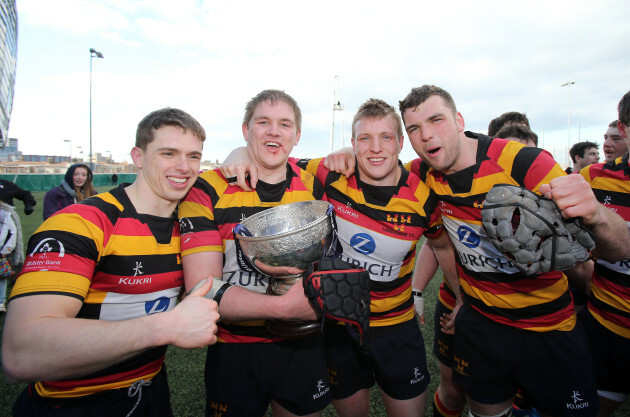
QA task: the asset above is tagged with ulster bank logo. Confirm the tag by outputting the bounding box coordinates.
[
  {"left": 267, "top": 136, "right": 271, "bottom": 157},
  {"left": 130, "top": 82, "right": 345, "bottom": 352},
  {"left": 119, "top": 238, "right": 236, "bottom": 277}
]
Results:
[
  {"left": 350, "top": 233, "right": 376, "bottom": 255},
  {"left": 387, "top": 213, "right": 411, "bottom": 232}
]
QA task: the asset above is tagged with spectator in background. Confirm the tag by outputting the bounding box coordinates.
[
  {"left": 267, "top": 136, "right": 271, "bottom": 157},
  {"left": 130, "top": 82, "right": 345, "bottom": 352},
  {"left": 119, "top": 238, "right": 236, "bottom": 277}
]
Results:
[
  {"left": 0, "top": 179, "right": 36, "bottom": 215},
  {"left": 487, "top": 111, "right": 530, "bottom": 137},
  {"left": 42, "top": 163, "right": 97, "bottom": 220},
  {"left": 495, "top": 124, "right": 538, "bottom": 147},
  {"left": 603, "top": 120, "right": 628, "bottom": 164},
  {"left": 567, "top": 141, "right": 600, "bottom": 174},
  {"left": 0, "top": 201, "right": 22, "bottom": 313},
  {"left": 112, "top": 172, "right": 118, "bottom": 185}
]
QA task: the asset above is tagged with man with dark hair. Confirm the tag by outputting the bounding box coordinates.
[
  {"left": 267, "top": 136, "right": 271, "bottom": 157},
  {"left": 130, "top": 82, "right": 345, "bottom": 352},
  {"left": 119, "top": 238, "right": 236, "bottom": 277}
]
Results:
[
  {"left": 179, "top": 89, "right": 332, "bottom": 417},
  {"left": 603, "top": 120, "right": 627, "bottom": 164},
  {"left": 495, "top": 124, "right": 538, "bottom": 147},
  {"left": 323, "top": 88, "right": 629, "bottom": 417},
  {"left": 578, "top": 89, "right": 630, "bottom": 416},
  {"left": 2, "top": 108, "right": 221, "bottom": 417},
  {"left": 487, "top": 111, "right": 530, "bottom": 137},
  {"left": 397, "top": 85, "right": 630, "bottom": 417},
  {"left": 567, "top": 141, "right": 600, "bottom": 174}
]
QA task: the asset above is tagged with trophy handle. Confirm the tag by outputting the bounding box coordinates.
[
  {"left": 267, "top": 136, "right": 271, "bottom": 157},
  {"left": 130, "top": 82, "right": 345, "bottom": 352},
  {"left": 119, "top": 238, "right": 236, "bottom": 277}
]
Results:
[{"left": 233, "top": 223, "right": 253, "bottom": 237}]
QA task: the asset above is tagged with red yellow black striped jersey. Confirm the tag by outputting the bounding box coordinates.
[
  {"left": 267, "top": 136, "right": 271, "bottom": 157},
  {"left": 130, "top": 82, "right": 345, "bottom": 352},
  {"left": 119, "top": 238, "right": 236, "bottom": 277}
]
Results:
[
  {"left": 294, "top": 157, "right": 442, "bottom": 327},
  {"left": 408, "top": 132, "right": 575, "bottom": 332},
  {"left": 9, "top": 184, "right": 182, "bottom": 398},
  {"left": 581, "top": 154, "right": 630, "bottom": 338},
  {"left": 179, "top": 163, "right": 324, "bottom": 343},
  {"left": 402, "top": 158, "right": 458, "bottom": 314}
]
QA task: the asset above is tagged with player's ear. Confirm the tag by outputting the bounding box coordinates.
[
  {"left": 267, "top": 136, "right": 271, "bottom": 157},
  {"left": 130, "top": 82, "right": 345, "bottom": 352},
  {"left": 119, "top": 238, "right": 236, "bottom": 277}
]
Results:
[
  {"left": 131, "top": 147, "right": 144, "bottom": 169},
  {"left": 618, "top": 120, "right": 628, "bottom": 139},
  {"left": 456, "top": 112, "right": 465, "bottom": 132}
]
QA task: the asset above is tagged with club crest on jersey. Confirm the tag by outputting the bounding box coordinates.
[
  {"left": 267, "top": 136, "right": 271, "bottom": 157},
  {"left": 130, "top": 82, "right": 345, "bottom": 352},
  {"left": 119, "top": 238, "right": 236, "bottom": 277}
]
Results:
[
  {"left": 386, "top": 213, "right": 411, "bottom": 232},
  {"left": 350, "top": 233, "right": 376, "bottom": 255},
  {"left": 457, "top": 225, "right": 481, "bottom": 248},
  {"left": 145, "top": 296, "right": 171, "bottom": 315}
]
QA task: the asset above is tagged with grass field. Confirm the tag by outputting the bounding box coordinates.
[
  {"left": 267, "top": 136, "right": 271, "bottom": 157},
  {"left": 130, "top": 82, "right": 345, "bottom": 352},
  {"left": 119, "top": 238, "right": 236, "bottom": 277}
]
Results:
[{"left": 1, "top": 186, "right": 627, "bottom": 416}]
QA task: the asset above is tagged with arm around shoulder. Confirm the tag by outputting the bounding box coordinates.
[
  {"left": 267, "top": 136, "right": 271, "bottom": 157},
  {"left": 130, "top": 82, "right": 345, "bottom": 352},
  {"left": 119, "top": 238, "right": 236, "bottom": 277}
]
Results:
[{"left": 219, "top": 146, "right": 258, "bottom": 191}]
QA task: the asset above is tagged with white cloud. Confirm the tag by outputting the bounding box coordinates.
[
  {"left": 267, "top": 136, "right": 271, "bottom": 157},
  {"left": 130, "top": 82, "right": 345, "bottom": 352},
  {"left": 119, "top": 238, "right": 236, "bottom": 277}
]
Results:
[
  {"left": 20, "top": 0, "right": 130, "bottom": 34},
  {"left": 10, "top": 0, "right": 630, "bottom": 168}
]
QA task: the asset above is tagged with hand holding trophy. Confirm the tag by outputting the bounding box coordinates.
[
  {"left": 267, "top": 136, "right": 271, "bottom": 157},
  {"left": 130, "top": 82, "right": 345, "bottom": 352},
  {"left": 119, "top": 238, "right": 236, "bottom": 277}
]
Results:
[{"left": 234, "top": 200, "right": 337, "bottom": 338}]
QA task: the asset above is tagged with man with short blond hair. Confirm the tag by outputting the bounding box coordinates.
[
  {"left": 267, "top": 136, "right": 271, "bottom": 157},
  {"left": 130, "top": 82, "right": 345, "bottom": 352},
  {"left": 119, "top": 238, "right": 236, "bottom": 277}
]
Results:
[
  {"left": 314, "top": 98, "right": 457, "bottom": 417},
  {"left": 179, "top": 89, "right": 331, "bottom": 417}
]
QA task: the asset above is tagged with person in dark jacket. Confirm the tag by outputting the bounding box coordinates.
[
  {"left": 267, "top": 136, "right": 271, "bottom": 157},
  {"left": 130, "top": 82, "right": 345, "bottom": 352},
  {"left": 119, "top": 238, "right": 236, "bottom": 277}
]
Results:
[
  {"left": 42, "top": 163, "right": 97, "bottom": 220},
  {"left": 0, "top": 180, "right": 36, "bottom": 215}
]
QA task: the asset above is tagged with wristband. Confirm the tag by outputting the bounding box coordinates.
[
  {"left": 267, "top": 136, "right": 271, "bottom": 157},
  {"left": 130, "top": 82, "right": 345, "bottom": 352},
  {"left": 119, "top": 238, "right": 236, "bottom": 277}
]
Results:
[
  {"left": 412, "top": 289, "right": 423, "bottom": 298},
  {"left": 187, "top": 278, "right": 233, "bottom": 305}
]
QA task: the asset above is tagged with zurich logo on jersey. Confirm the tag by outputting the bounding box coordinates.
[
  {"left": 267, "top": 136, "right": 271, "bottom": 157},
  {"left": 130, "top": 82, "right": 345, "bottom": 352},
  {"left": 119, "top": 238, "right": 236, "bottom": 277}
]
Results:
[
  {"left": 145, "top": 297, "right": 171, "bottom": 315},
  {"left": 350, "top": 233, "right": 376, "bottom": 255},
  {"left": 457, "top": 226, "right": 481, "bottom": 248}
]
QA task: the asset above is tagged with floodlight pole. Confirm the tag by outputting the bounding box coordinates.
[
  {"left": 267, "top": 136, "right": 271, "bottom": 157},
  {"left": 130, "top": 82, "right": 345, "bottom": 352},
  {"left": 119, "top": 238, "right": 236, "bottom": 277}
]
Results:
[
  {"left": 330, "top": 75, "right": 344, "bottom": 153},
  {"left": 90, "top": 48, "right": 104, "bottom": 171},
  {"left": 561, "top": 81, "right": 575, "bottom": 167}
]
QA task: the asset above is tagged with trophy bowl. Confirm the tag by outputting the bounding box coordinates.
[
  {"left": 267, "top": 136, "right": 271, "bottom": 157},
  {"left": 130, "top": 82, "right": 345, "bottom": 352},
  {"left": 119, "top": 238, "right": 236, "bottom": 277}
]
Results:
[{"left": 234, "top": 200, "right": 334, "bottom": 338}]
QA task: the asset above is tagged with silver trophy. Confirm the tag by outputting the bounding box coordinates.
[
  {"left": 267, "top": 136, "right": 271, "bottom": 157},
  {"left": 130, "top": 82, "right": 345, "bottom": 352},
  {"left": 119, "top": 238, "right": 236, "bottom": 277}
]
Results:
[{"left": 234, "top": 200, "right": 335, "bottom": 338}]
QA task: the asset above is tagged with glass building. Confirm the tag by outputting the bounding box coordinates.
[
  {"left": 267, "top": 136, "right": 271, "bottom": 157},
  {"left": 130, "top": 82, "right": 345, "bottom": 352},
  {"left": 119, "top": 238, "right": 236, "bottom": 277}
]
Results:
[{"left": 0, "top": 0, "right": 17, "bottom": 148}]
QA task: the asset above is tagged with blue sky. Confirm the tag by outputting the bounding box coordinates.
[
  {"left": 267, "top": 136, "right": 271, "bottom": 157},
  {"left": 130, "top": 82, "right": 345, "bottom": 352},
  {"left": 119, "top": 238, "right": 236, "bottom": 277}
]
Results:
[{"left": 9, "top": 0, "right": 630, "bottom": 167}]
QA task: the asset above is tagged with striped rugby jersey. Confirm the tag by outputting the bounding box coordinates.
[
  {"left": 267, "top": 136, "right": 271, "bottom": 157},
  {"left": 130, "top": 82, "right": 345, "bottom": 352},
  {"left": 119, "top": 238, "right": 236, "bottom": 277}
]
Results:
[
  {"left": 581, "top": 153, "right": 630, "bottom": 338},
  {"left": 295, "top": 157, "right": 442, "bottom": 327},
  {"left": 408, "top": 132, "right": 575, "bottom": 332},
  {"left": 179, "top": 162, "right": 324, "bottom": 343},
  {"left": 10, "top": 184, "right": 182, "bottom": 398}
]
